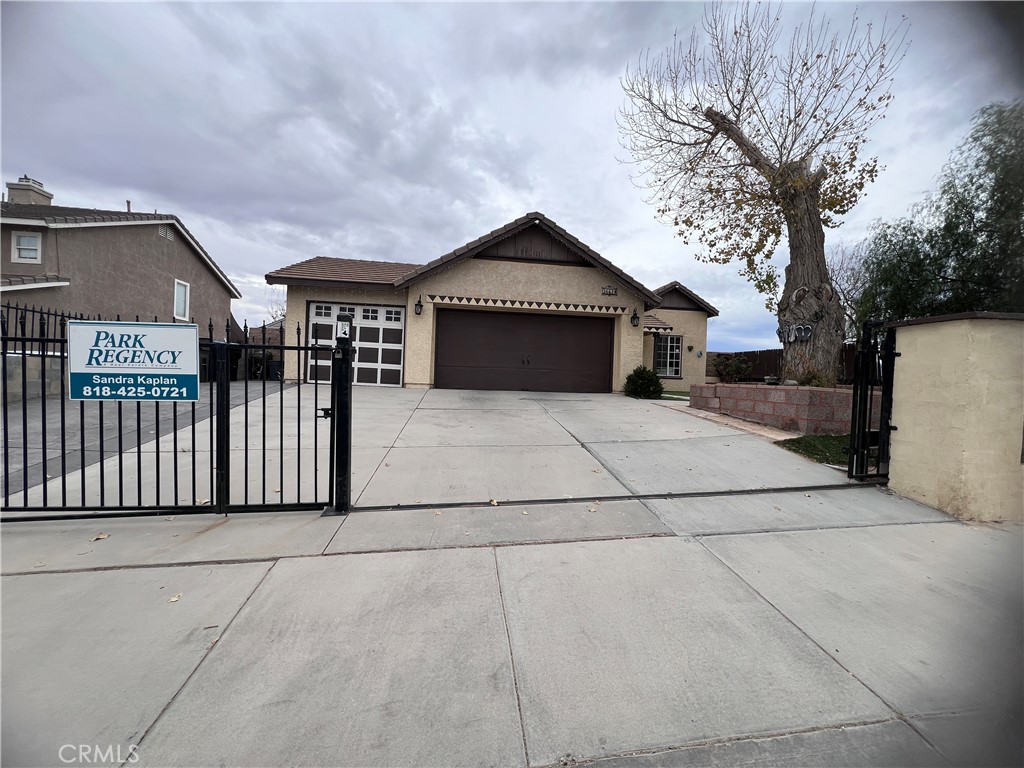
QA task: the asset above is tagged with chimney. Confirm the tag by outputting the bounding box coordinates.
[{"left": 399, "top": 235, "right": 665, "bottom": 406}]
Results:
[{"left": 6, "top": 176, "right": 53, "bottom": 206}]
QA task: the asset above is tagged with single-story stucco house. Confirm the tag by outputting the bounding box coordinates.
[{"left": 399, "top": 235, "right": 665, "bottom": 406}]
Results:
[{"left": 265, "top": 213, "right": 718, "bottom": 393}]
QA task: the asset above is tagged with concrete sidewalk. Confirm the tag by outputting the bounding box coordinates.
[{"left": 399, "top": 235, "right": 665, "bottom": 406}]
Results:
[{"left": 2, "top": 390, "right": 1022, "bottom": 767}]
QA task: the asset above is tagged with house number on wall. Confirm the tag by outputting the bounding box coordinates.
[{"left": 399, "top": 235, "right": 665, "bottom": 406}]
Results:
[
  {"left": 602, "top": 286, "right": 618, "bottom": 296},
  {"left": 777, "top": 323, "right": 814, "bottom": 343}
]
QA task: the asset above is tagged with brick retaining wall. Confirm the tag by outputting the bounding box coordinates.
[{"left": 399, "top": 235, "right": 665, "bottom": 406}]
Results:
[{"left": 690, "top": 383, "right": 876, "bottom": 435}]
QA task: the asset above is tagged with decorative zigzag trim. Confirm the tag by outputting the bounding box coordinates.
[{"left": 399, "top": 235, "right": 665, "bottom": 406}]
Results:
[{"left": 426, "top": 295, "right": 628, "bottom": 314}]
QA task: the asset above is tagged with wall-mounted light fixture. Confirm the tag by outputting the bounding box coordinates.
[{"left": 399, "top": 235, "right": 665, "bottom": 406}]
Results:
[
  {"left": 414, "top": 295, "right": 423, "bottom": 315},
  {"left": 630, "top": 309, "right": 640, "bottom": 328}
]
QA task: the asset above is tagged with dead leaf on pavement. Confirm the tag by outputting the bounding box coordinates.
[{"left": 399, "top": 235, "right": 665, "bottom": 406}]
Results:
[
  {"left": 588, "top": 507, "right": 597, "bottom": 513},
  {"left": 168, "top": 593, "right": 183, "bottom": 603},
  {"left": 33, "top": 561, "right": 46, "bottom": 568},
  {"left": 591, "top": 469, "right": 602, "bottom": 474},
  {"left": 433, "top": 510, "right": 442, "bottom": 516},
  {"left": 804, "top": 493, "right": 812, "bottom": 497},
  {"left": 89, "top": 533, "right": 110, "bottom": 542},
  {"left": 165, "top": 516, "right": 176, "bottom": 521},
  {"left": 522, "top": 510, "right": 529, "bottom": 515},
  {"left": 489, "top": 499, "right": 499, "bottom": 506}
]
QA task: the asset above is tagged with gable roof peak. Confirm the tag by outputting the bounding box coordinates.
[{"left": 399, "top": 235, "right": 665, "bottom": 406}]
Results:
[
  {"left": 653, "top": 280, "right": 719, "bottom": 317},
  {"left": 395, "top": 212, "right": 661, "bottom": 309}
]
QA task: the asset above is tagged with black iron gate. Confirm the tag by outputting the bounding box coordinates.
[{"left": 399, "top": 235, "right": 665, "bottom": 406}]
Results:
[
  {"left": 848, "top": 321, "right": 897, "bottom": 480},
  {"left": 1, "top": 310, "right": 352, "bottom": 522}
]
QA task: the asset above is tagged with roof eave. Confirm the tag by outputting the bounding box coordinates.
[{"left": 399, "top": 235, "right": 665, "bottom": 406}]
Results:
[{"left": 265, "top": 274, "right": 407, "bottom": 292}]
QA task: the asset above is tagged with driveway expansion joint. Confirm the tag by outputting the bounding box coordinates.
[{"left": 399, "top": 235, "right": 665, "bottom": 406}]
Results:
[
  {"left": 493, "top": 548, "right": 532, "bottom": 767},
  {"left": 694, "top": 540, "right": 956, "bottom": 765},
  {"left": 692, "top": 518, "right": 959, "bottom": 538},
  {"left": 348, "top": 482, "right": 868, "bottom": 513},
  {"left": 124, "top": 560, "right": 278, "bottom": 765},
  {"left": 532, "top": 716, "right": 917, "bottom": 768},
  {"left": 352, "top": 387, "right": 427, "bottom": 507}
]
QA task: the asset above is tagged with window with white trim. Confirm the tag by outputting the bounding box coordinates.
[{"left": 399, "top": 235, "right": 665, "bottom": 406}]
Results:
[
  {"left": 654, "top": 335, "right": 682, "bottom": 378},
  {"left": 11, "top": 231, "right": 42, "bottom": 264},
  {"left": 384, "top": 309, "right": 402, "bottom": 323},
  {"left": 174, "top": 280, "right": 190, "bottom": 321},
  {"left": 313, "top": 304, "right": 332, "bottom": 318},
  {"left": 362, "top": 308, "right": 378, "bottom": 321}
]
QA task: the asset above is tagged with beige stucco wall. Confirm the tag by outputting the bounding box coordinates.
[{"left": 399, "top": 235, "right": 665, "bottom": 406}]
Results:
[
  {"left": 282, "top": 258, "right": 647, "bottom": 391},
  {"left": 650, "top": 308, "right": 710, "bottom": 393},
  {"left": 888, "top": 317, "right": 1024, "bottom": 522}
]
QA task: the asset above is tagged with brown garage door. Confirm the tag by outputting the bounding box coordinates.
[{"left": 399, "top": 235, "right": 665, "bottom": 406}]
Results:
[{"left": 434, "top": 309, "right": 614, "bottom": 392}]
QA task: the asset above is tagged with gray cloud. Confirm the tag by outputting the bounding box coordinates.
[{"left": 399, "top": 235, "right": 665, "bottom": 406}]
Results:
[{"left": 3, "top": 2, "right": 1019, "bottom": 349}]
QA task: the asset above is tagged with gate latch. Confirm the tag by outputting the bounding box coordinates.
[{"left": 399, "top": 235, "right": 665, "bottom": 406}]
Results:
[{"left": 317, "top": 407, "right": 333, "bottom": 419}]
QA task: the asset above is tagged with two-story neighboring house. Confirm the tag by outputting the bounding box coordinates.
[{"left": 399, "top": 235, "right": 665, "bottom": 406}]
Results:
[{"left": 1, "top": 176, "right": 241, "bottom": 335}]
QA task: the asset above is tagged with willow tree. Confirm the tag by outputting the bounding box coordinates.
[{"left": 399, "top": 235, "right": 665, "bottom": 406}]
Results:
[{"left": 620, "top": 2, "right": 907, "bottom": 382}]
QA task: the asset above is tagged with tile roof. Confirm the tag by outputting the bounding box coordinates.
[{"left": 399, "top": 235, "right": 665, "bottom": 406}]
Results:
[
  {"left": 653, "top": 280, "right": 720, "bottom": 317},
  {"left": 264, "top": 214, "right": 669, "bottom": 312},
  {"left": 642, "top": 314, "right": 674, "bottom": 332},
  {"left": 1, "top": 202, "right": 241, "bottom": 299},
  {"left": 1, "top": 202, "right": 178, "bottom": 225},
  {"left": 266, "top": 256, "right": 421, "bottom": 286}
]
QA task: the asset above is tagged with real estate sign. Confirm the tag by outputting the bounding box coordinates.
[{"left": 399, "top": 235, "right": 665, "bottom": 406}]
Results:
[{"left": 68, "top": 321, "right": 200, "bottom": 401}]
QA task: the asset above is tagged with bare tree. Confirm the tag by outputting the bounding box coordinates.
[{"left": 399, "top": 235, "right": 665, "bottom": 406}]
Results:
[
  {"left": 266, "top": 286, "right": 287, "bottom": 322},
  {"left": 826, "top": 239, "right": 869, "bottom": 341},
  {"left": 620, "top": 2, "right": 907, "bottom": 382}
]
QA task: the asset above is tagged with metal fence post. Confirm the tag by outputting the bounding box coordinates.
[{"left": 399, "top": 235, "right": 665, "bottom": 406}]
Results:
[
  {"left": 323, "top": 313, "right": 353, "bottom": 516},
  {"left": 214, "top": 341, "right": 230, "bottom": 515},
  {"left": 848, "top": 322, "right": 873, "bottom": 479}
]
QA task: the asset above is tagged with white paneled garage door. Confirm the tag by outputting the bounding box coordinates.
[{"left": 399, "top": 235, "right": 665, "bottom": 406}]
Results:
[{"left": 306, "top": 302, "right": 405, "bottom": 386}]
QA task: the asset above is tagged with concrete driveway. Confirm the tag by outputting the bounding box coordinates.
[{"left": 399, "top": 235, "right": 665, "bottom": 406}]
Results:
[{"left": 2, "top": 388, "right": 1021, "bottom": 767}]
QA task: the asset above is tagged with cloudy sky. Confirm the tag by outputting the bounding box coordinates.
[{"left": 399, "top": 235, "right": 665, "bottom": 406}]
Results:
[{"left": 2, "top": 2, "right": 1020, "bottom": 350}]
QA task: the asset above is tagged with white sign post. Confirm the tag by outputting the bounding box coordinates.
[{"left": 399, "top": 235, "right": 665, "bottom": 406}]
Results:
[{"left": 68, "top": 321, "right": 200, "bottom": 401}]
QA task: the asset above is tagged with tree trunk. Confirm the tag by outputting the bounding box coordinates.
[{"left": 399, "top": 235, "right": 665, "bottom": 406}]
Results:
[{"left": 776, "top": 177, "right": 844, "bottom": 384}]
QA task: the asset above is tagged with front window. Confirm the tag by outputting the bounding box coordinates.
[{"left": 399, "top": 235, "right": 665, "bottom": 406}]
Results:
[
  {"left": 11, "top": 231, "right": 41, "bottom": 263},
  {"left": 174, "top": 280, "right": 190, "bottom": 321},
  {"left": 654, "top": 335, "right": 682, "bottom": 378}
]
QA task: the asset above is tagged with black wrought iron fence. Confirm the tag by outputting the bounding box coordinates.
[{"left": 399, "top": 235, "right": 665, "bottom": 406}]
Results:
[
  {"left": 848, "top": 322, "right": 896, "bottom": 480},
  {"left": 1, "top": 307, "right": 341, "bottom": 520}
]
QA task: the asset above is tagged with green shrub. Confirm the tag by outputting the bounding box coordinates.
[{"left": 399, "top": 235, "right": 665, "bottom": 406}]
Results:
[
  {"left": 796, "top": 369, "right": 837, "bottom": 388},
  {"left": 712, "top": 354, "right": 753, "bottom": 383},
  {"left": 624, "top": 365, "right": 664, "bottom": 399}
]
